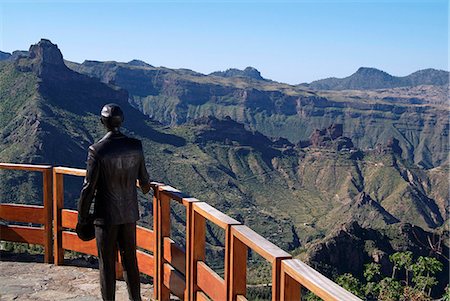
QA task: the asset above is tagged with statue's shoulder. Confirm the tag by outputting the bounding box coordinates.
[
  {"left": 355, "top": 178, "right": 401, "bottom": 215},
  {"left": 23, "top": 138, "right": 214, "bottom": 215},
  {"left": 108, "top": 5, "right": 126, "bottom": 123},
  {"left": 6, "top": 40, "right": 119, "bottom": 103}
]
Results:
[
  {"left": 88, "top": 142, "right": 102, "bottom": 155},
  {"left": 89, "top": 138, "right": 109, "bottom": 155}
]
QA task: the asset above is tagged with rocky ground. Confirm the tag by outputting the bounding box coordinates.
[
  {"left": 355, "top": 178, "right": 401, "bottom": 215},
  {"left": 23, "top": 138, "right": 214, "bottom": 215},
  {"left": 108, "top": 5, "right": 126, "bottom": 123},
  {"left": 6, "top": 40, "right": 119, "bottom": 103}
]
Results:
[{"left": 0, "top": 261, "right": 154, "bottom": 301}]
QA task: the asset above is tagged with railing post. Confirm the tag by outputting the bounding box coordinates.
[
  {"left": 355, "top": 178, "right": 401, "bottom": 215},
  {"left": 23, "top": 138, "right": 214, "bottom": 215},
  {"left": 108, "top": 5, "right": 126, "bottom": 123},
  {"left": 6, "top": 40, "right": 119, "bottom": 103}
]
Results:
[
  {"left": 183, "top": 198, "right": 200, "bottom": 301},
  {"left": 272, "top": 258, "right": 286, "bottom": 301},
  {"left": 153, "top": 185, "right": 171, "bottom": 301},
  {"left": 229, "top": 234, "right": 247, "bottom": 301},
  {"left": 189, "top": 210, "right": 206, "bottom": 300},
  {"left": 153, "top": 187, "right": 160, "bottom": 300},
  {"left": 42, "top": 167, "right": 53, "bottom": 263},
  {"left": 53, "top": 168, "right": 64, "bottom": 265},
  {"left": 159, "top": 190, "right": 171, "bottom": 300},
  {"left": 280, "top": 264, "right": 301, "bottom": 301},
  {"left": 224, "top": 224, "right": 234, "bottom": 301}
]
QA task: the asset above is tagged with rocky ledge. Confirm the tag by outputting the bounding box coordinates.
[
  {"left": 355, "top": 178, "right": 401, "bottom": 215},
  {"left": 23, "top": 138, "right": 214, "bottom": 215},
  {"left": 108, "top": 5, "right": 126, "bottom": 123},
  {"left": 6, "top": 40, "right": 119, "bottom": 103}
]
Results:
[{"left": 0, "top": 261, "right": 153, "bottom": 301}]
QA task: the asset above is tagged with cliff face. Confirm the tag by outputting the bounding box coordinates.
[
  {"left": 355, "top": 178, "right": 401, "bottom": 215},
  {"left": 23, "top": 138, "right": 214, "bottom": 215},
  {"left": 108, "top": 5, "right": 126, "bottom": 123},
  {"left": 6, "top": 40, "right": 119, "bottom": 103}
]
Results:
[{"left": 68, "top": 60, "right": 449, "bottom": 169}]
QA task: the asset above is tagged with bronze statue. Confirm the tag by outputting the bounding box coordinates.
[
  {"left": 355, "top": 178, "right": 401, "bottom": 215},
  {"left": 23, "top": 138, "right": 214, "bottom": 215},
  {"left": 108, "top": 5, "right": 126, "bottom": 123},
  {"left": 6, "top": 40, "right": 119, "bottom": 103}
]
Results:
[{"left": 77, "top": 103, "right": 151, "bottom": 301}]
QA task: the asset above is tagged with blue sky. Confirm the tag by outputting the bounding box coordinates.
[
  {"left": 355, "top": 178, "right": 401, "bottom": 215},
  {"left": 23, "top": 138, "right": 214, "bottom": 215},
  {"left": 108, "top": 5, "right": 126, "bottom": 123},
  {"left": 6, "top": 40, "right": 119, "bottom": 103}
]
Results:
[{"left": 0, "top": 0, "right": 448, "bottom": 84}]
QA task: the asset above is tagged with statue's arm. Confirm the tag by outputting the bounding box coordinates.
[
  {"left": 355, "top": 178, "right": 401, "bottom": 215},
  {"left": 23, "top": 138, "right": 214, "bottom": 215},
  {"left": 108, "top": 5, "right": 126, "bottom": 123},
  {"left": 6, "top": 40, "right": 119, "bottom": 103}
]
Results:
[
  {"left": 138, "top": 142, "right": 151, "bottom": 194},
  {"left": 78, "top": 146, "right": 99, "bottom": 224}
]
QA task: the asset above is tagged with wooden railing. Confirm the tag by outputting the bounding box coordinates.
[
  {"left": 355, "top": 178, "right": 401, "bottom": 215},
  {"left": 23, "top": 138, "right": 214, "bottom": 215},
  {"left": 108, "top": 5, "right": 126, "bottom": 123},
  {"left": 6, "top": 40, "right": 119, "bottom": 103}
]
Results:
[
  {"left": 0, "top": 163, "right": 363, "bottom": 301},
  {"left": 0, "top": 163, "right": 53, "bottom": 263}
]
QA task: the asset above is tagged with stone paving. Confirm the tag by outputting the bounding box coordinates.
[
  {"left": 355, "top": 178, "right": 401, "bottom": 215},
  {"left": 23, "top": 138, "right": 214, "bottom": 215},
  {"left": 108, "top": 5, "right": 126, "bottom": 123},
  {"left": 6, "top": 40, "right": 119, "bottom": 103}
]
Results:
[{"left": 0, "top": 261, "right": 154, "bottom": 301}]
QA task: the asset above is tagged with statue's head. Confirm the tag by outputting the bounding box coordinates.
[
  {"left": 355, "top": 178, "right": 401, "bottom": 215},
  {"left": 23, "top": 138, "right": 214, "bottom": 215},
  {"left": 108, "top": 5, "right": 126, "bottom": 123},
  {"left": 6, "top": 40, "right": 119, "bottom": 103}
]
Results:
[{"left": 100, "top": 103, "right": 124, "bottom": 131}]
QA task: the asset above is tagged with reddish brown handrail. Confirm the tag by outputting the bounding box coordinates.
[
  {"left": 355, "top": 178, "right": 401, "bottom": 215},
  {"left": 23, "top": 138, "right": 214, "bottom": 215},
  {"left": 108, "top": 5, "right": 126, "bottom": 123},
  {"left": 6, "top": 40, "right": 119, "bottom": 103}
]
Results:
[
  {"left": 0, "top": 163, "right": 53, "bottom": 263},
  {"left": 1, "top": 163, "right": 363, "bottom": 301}
]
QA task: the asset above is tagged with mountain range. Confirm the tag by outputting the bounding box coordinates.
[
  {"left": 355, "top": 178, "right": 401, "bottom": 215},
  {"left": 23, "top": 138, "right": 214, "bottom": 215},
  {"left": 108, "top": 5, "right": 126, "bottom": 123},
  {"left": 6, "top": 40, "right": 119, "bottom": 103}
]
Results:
[
  {"left": 304, "top": 66, "right": 449, "bottom": 90},
  {"left": 59, "top": 57, "right": 448, "bottom": 169},
  {"left": 0, "top": 40, "right": 448, "bottom": 293}
]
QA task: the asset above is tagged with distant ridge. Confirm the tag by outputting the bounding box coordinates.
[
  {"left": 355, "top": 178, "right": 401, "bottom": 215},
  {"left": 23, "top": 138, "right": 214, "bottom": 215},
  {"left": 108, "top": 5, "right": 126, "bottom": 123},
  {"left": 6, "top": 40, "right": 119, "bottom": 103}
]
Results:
[
  {"left": 306, "top": 67, "right": 449, "bottom": 90},
  {"left": 0, "top": 51, "right": 11, "bottom": 61},
  {"left": 210, "top": 66, "right": 266, "bottom": 81}
]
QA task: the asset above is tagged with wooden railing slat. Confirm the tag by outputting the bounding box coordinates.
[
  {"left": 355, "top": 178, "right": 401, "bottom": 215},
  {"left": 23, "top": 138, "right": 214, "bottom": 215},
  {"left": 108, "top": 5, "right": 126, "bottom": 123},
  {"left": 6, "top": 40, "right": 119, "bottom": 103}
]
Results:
[
  {"left": 0, "top": 224, "right": 44, "bottom": 244},
  {"left": 137, "top": 250, "right": 154, "bottom": 277},
  {"left": 136, "top": 226, "right": 154, "bottom": 252},
  {"left": 163, "top": 263, "right": 186, "bottom": 299},
  {"left": 0, "top": 204, "right": 45, "bottom": 224},
  {"left": 197, "top": 261, "right": 226, "bottom": 301},
  {"left": 61, "top": 231, "right": 97, "bottom": 256},
  {"left": 61, "top": 209, "right": 78, "bottom": 229},
  {"left": 196, "top": 291, "right": 210, "bottom": 301},
  {"left": 163, "top": 237, "right": 186, "bottom": 275}
]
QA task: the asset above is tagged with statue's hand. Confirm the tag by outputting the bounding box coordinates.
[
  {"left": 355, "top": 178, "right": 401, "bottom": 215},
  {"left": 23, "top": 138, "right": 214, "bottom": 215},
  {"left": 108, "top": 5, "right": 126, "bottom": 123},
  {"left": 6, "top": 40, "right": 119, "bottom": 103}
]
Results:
[
  {"left": 76, "top": 216, "right": 95, "bottom": 241},
  {"left": 140, "top": 182, "right": 151, "bottom": 194}
]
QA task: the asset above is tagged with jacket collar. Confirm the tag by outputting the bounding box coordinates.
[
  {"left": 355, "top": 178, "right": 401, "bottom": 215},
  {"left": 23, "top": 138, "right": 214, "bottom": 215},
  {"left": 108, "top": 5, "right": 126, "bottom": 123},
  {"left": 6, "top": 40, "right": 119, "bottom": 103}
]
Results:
[{"left": 101, "top": 130, "right": 125, "bottom": 141}]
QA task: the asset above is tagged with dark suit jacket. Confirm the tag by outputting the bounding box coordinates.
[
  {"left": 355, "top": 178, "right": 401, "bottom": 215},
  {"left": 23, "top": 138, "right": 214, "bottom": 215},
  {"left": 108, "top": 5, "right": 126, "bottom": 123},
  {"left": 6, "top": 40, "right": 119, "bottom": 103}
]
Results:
[{"left": 78, "top": 131, "right": 150, "bottom": 225}]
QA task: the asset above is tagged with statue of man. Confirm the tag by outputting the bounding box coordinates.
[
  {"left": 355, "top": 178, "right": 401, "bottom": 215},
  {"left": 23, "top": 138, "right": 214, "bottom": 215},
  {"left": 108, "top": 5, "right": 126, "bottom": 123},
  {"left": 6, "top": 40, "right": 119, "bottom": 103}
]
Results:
[{"left": 77, "top": 103, "right": 151, "bottom": 301}]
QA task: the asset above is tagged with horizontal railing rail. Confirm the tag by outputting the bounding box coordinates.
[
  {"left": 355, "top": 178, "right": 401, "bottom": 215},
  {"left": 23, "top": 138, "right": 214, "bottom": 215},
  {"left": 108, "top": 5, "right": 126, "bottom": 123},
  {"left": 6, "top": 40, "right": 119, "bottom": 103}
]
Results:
[
  {"left": 0, "top": 163, "right": 53, "bottom": 263},
  {"left": 0, "top": 163, "right": 363, "bottom": 301}
]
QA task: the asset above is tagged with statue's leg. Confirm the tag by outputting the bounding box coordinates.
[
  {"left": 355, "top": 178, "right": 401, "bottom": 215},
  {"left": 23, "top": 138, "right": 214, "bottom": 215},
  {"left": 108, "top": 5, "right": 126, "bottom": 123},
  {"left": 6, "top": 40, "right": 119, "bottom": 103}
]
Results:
[
  {"left": 118, "top": 222, "right": 141, "bottom": 301},
  {"left": 96, "top": 224, "right": 119, "bottom": 301}
]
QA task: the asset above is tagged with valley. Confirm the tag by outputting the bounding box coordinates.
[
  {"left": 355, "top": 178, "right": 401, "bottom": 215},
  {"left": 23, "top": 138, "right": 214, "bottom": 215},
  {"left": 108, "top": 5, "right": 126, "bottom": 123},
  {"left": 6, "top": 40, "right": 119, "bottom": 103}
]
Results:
[{"left": 0, "top": 39, "right": 448, "bottom": 297}]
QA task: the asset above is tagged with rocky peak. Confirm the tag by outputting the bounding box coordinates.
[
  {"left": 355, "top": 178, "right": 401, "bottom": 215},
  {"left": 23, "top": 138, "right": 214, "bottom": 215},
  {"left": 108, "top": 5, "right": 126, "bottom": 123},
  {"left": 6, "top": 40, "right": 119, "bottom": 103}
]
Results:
[
  {"left": 29, "top": 39, "right": 65, "bottom": 67},
  {"left": 375, "top": 137, "right": 402, "bottom": 156},
  {"left": 309, "top": 124, "right": 354, "bottom": 151},
  {"left": 15, "top": 39, "right": 69, "bottom": 77},
  {"left": 242, "top": 67, "right": 263, "bottom": 79},
  {"left": 128, "top": 59, "right": 153, "bottom": 68},
  {"left": 310, "top": 123, "right": 343, "bottom": 143},
  {"left": 354, "top": 67, "right": 391, "bottom": 77},
  {"left": 386, "top": 138, "right": 402, "bottom": 155},
  {"left": 210, "top": 66, "right": 265, "bottom": 80}
]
